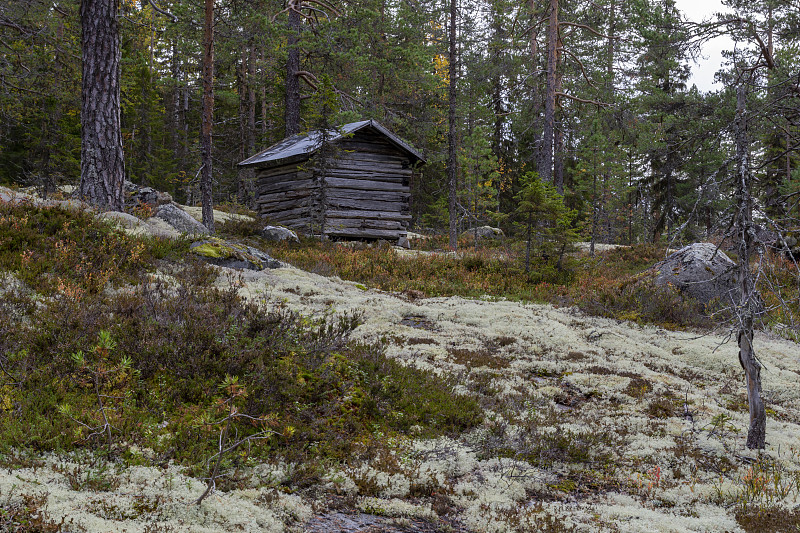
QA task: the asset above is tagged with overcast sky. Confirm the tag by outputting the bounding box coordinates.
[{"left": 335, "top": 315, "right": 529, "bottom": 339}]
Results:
[{"left": 674, "top": 0, "right": 731, "bottom": 92}]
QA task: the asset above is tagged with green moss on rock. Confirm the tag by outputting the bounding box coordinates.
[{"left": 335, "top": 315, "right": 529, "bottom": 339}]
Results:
[{"left": 192, "top": 241, "right": 233, "bottom": 260}]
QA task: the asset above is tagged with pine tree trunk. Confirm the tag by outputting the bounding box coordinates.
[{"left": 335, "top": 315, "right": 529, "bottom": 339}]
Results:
[
  {"left": 553, "top": 26, "right": 564, "bottom": 193},
  {"left": 590, "top": 159, "right": 597, "bottom": 256},
  {"left": 525, "top": 213, "right": 532, "bottom": 272},
  {"left": 260, "top": 47, "right": 269, "bottom": 137},
  {"left": 238, "top": 48, "right": 247, "bottom": 163},
  {"left": 734, "top": 85, "right": 765, "bottom": 450},
  {"left": 528, "top": 0, "right": 542, "bottom": 174},
  {"left": 540, "top": 0, "right": 558, "bottom": 183},
  {"left": 237, "top": 47, "right": 247, "bottom": 203},
  {"left": 490, "top": 4, "right": 504, "bottom": 164},
  {"left": 79, "top": 0, "right": 125, "bottom": 210},
  {"left": 170, "top": 40, "right": 182, "bottom": 164},
  {"left": 200, "top": 0, "right": 215, "bottom": 232},
  {"left": 247, "top": 43, "right": 256, "bottom": 155},
  {"left": 285, "top": 6, "right": 301, "bottom": 137},
  {"left": 447, "top": 0, "right": 458, "bottom": 250},
  {"left": 242, "top": 39, "right": 257, "bottom": 207}
]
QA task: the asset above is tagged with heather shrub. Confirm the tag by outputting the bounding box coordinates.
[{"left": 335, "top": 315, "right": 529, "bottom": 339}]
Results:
[
  {"left": 216, "top": 215, "right": 264, "bottom": 238},
  {"left": 0, "top": 203, "right": 481, "bottom": 473},
  {"left": 573, "top": 273, "right": 713, "bottom": 329},
  {"left": 269, "top": 238, "right": 576, "bottom": 299},
  {"left": 0, "top": 201, "right": 188, "bottom": 296},
  {"left": 269, "top": 239, "right": 714, "bottom": 329}
]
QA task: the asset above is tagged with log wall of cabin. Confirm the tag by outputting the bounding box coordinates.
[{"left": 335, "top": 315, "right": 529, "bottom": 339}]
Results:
[
  {"left": 254, "top": 159, "right": 320, "bottom": 233},
  {"left": 253, "top": 127, "right": 416, "bottom": 242},
  {"left": 320, "top": 130, "right": 411, "bottom": 241}
]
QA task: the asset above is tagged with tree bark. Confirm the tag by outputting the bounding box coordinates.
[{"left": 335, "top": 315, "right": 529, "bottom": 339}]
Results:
[
  {"left": 170, "top": 40, "right": 183, "bottom": 165},
  {"left": 238, "top": 41, "right": 257, "bottom": 207},
  {"left": 247, "top": 43, "right": 256, "bottom": 156},
  {"left": 285, "top": 4, "right": 301, "bottom": 137},
  {"left": 447, "top": 0, "right": 458, "bottom": 250},
  {"left": 528, "top": 0, "right": 542, "bottom": 174},
  {"left": 540, "top": 0, "right": 558, "bottom": 183},
  {"left": 79, "top": 0, "right": 125, "bottom": 210},
  {"left": 238, "top": 47, "right": 247, "bottom": 164},
  {"left": 590, "top": 147, "right": 597, "bottom": 256},
  {"left": 734, "top": 84, "right": 765, "bottom": 450},
  {"left": 260, "top": 47, "right": 270, "bottom": 137},
  {"left": 490, "top": 3, "right": 504, "bottom": 164},
  {"left": 201, "top": 0, "right": 215, "bottom": 232},
  {"left": 553, "top": 26, "right": 564, "bottom": 194}
]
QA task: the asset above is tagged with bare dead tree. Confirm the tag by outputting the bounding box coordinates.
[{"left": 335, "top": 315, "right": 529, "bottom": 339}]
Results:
[{"left": 733, "top": 83, "right": 766, "bottom": 449}]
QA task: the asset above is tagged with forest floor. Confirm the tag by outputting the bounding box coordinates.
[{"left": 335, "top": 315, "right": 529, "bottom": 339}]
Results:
[
  {"left": 230, "top": 258, "right": 800, "bottom": 533},
  {"left": 4, "top": 259, "right": 800, "bottom": 532},
  {"left": 2, "top": 193, "right": 800, "bottom": 532}
]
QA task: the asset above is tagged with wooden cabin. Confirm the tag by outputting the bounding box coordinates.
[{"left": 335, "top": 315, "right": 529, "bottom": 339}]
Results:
[{"left": 238, "top": 120, "right": 425, "bottom": 245}]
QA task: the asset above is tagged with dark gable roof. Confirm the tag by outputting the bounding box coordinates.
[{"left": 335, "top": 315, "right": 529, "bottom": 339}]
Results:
[{"left": 238, "top": 119, "right": 425, "bottom": 168}]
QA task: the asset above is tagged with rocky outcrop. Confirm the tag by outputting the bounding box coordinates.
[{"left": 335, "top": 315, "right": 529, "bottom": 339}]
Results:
[
  {"left": 651, "top": 242, "right": 739, "bottom": 307},
  {"left": 155, "top": 204, "right": 209, "bottom": 236},
  {"left": 124, "top": 181, "right": 173, "bottom": 209},
  {"left": 0, "top": 186, "right": 89, "bottom": 212},
  {"left": 775, "top": 230, "right": 800, "bottom": 258},
  {"left": 97, "top": 211, "right": 182, "bottom": 239},
  {"left": 261, "top": 225, "right": 299, "bottom": 243},
  {"left": 181, "top": 205, "right": 254, "bottom": 225},
  {"left": 460, "top": 226, "right": 505, "bottom": 242},
  {"left": 190, "top": 237, "right": 282, "bottom": 270}
]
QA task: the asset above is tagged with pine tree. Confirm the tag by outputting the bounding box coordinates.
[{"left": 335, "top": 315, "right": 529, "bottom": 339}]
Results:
[
  {"left": 200, "top": 0, "right": 215, "bottom": 231},
  {"left": 79, "top": 0, "right": 125, "bottom": 210}
]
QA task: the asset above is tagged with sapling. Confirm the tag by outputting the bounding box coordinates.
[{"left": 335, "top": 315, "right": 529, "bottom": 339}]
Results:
[
  {"left": 194, "top": 375, "right": 289, "bottom": 505},
  {"left": 58, "top": 330, "right": 137, "bottom": 453}
]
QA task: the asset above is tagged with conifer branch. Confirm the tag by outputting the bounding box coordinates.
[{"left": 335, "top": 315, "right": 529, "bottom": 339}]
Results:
[
  {"left": 146, "top": 0, "right": 178, "bottom": 23},
  {"left": 554, "top": 91, "right": 608, "bottom": 108},
  {"left": 557, "top": 47, "right": 599, "bottom": 90},
  {"left": 558, "top": 21, "right": 616, "bottom": 40}
]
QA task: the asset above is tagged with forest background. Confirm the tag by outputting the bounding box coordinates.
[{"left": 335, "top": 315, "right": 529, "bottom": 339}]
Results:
[{"left": 0, "top": 0, "right": 798, "bottom": 248}]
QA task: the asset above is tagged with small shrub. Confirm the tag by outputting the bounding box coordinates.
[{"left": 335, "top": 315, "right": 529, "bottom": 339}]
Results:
[
  {"left": 624, "top": 376, "right": 653, "bottom": 399},
  {"left": 575, "top": 274, "right": 712, "bottom": 330},
  {"left": 448, "top": 347, "right": 510, "bottom": 370},
  {"left": 646, "top": 397, "right": 677, "bottom": 418},
  {"left": 0, "top": 203, "right": 482, "bottom": 477},
  {"left": 216, "top": 216, "right": 263, "bottom": 239},
  {"left": 269, "top": 239, "right": 575, "bottom": 301},
  {"left": 736, "top": 506, "right": 800, "bottom": 533}
]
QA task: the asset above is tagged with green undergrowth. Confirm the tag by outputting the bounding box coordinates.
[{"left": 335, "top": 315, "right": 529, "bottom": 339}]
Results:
[
  {"left": 0, "top": 201, "right": 189, "bottom": 296},
  {"left": 0, "top": 202, "right": 481, "bottom": 477},
  {"left": 735, "top": 506, "right": 800, "bottom": 533},
  {"left": 265, "top": 234, "right": 798, "bottom": 333},
  {"left": 264, "top": 234, "right": 716, "bottom": 330},
  {"left": 268, "top": 237, "right": 576, "bottom": 299}
]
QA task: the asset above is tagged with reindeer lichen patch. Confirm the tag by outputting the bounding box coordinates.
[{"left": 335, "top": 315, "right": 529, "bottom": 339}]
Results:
[
  {"left": 6, "top": 206, "right": 800, "bottom": 533},
  {"left": 0, "top": 455, "right": 311, "bottom": 533},
  {"left": 220, "top": 262, "right": 800, "bottom": 531}
]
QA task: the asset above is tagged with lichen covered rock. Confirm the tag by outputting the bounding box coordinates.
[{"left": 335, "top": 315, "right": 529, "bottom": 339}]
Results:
[
  {"left": 190, "top": 237, "right": 282, "bottom": 270},
  {"left": 651, "top": 242, "right": 739, "bottom": 307},
  {"left": 155, "top": 204, "right": 209, "bottom": 236},
  {"left": 124, "top": 181, "right": 172, "bottom": 208},
  {"left": 97, "top": 211, "right": 182, "bottom": 239},
  {"left": 460, "top": 226, "right": 505, "bottom": 242},
  {"left": 261, "top": 225, "right": 300, "bottom": 243}
]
